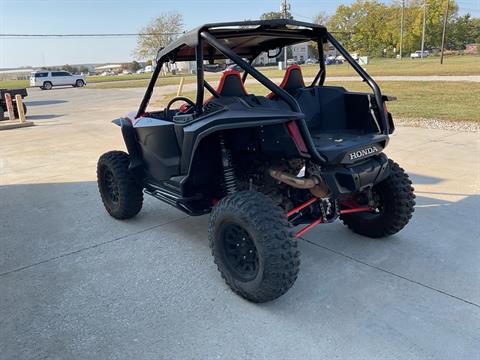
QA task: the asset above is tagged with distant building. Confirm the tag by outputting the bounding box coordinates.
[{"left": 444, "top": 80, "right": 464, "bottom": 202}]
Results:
[
  {"left": 291, "top": 42, "right": 317, "bottom": 62},
  {"left": 0, "top": 68, "right": 34, "bottom": 80},
  {"left": 254, "top": 52, "right": 275, "bottom": 66},
  {"left": 175, "top": 61, "right": 196, "bottom": 73},
  {"left": 95, "top": 64, "right": 122, "bottom": 74}
]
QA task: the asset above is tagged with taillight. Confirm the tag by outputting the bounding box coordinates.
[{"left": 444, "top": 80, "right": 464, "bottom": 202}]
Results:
[{"left": 286, "top": 120, "right": 308, "bottom": 154}]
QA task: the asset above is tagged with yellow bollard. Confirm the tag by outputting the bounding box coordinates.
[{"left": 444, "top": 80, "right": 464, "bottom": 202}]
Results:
[
  {"left": 176, "top": 77, "right": 185, "bottom": 96},
  {"left": 15, "top": 94, "right": 26, "bottom": 123},
  {"left": 4, "top": 93, "right": 16, "bottom": 120}
]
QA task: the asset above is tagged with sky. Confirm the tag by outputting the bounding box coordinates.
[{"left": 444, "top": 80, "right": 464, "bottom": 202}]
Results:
[{"left": 1, "top": 0, "right": 478, "bottom": 69}]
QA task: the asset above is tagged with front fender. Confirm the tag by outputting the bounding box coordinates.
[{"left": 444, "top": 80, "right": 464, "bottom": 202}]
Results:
[{"left": 111, "top": 118, "right": 144, "bottom": 176}]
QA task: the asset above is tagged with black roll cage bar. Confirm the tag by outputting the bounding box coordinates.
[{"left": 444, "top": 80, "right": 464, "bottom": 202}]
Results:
[{"left": 137, "top": 25, "right": 389, "bottom": 141}]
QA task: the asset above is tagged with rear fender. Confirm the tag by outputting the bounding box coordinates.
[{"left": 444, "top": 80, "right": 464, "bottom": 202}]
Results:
[{"left": 183, "top": 119, "right": 304, "bottom": 175}]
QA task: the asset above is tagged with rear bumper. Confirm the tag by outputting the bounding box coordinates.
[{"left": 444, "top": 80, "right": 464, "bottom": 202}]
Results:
[{"left": 321, "top": 154, "right": 390, "bottom": 194}]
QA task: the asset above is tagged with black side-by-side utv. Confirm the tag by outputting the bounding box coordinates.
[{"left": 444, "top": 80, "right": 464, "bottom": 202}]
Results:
[{"left": 97, "top": 19, "right": 415, "bottom": 302}]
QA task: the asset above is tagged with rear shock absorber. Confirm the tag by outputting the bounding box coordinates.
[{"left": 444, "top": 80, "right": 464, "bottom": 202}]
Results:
[{"left": 219, "top": 136, "right": 238, "bottom": 195}]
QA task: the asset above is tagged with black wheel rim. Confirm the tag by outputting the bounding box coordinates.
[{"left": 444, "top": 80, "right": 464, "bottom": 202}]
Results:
[
  {"left": 370, "top": 187, "right": 385, "bottom": 215},
  {"left": 101, "top": 167, "right": 119, "bottom": 205},
  {"left": 220, "top": 222, "right": 259, "bottom": 281}
]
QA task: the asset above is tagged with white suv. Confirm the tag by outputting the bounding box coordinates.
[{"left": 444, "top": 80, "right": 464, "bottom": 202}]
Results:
[
  {"left": 410, "top": 50, "right": 430, "bottom": 59},
  {"left": 30, "top": 71, "right": 86, "bottom": 90}
]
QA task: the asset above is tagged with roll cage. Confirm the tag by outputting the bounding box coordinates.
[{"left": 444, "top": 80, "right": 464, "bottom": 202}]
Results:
[{"left": 137, "top": 19, "right": 390, "bottom": 160}]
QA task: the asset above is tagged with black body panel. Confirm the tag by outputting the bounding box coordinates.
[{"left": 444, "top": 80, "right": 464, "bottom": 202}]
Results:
[
  {"left": 322, "top": 154, "right": 390, "bottom": 194},
  {"left": 170, "top": 96, "right": 304, "bottom": 175},
  {"left": 134, "top": 117, "right": 181, "bottom": 181}
]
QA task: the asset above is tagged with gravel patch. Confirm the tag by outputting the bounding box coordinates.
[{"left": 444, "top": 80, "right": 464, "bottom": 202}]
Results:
[{"left": 395, "top": 117, "right": 479, "bottom": 132}]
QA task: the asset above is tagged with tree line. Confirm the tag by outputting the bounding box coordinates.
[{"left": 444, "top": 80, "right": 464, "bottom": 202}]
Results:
[
  {"left": 325, "top": 0, "right": 479, "bottom": 57},
  {"left": 134, "top": 2, "right": 479, "bottom": 60}
]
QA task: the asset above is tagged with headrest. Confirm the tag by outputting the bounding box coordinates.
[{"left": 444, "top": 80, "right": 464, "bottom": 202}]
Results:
[
  {"left": 266, "top": 65, "right": 305, "bottom": 99},
  {"left": 216, "top": 69, "right": 248, "bottom": 97},
  {"left": 279, "top": 65, "right": 305, "bottom": 92}
]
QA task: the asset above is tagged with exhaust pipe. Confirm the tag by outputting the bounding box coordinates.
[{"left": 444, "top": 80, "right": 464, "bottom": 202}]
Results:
[{"left": 268, "top": 168, "right": 330, "bottom": 198}]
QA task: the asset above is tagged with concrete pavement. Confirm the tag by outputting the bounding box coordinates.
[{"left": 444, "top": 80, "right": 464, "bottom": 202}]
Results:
[{"left": 1, "top": 87, "right": 479, "bottom": 359}]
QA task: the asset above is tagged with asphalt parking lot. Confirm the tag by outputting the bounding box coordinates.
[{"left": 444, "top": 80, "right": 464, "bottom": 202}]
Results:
[{"left": 1, "top": 86, "right": 479, "bottom": 359}]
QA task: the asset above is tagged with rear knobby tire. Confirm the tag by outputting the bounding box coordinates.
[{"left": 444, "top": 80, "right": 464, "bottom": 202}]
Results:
[
  {"left": 209, "top": 191, "right": 300, "bottom": 303},
  {"left": 341, "top": 160, "right": 415, "bottom": 238},
  {"left": 97, "top": 150, "right": 143, "bottom": 219}
]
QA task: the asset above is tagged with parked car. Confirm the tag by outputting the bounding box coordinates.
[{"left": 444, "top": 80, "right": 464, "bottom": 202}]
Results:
[
  {"left": 136, "top": 69, "right": 145, "bottom": 74},
  {"left": 204, "top": 63, "right": 226, "bottom": 72},
  {"left": 100, "top": 71, "right": 115, "bottom": 77},
  {"left": 410, "top": 50, "right": 430, "bottom": 59},
  {"left": 144, "top": 65, "right": 155, "bottom": 73},
  {"left": 30, "top": 71, "right": 86, "bottom": 90},
  {"left": 122, "top": 70, "right": 133, "bottom": 75},
  {"left": 304, "top": 58, "right": 318, "bottom": 64},
  {"left": 325, "top": 55, "right": 343, "bottom": 65},
  {"left": 286, "top": 59, "right": 297, "bottom": 65},
  {"left": 226, "top": 63, "right": 242, "bottom": 72},
  {"left": 350, "top": 53, "right": 360, "bottom": 62}
]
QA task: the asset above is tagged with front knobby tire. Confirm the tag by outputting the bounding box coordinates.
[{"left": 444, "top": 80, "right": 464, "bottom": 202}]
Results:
[
  {"left": 97, "top": 150, "right": 143, "bottom": 219},
  {"left": 209, "top": 191, "right": 300, "bottom": 303},
  {"left": 341, "top": 160, "right": 415, "bottom": 238}
]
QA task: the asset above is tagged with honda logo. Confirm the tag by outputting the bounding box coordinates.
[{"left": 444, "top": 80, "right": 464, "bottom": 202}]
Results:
[{"left": 348, "top": 146, "right": 378, "bottom": 160}]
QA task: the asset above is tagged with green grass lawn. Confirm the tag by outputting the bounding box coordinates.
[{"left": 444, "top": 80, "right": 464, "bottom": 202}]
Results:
[
  {"left": 261, "top": 55, "right": 480, "bottom": 78},
  {"left": 2, "top": 55, "right": 478, "bottom": 90},
  {"left": 0, "top": 79, "right": 29, "bottom": 89},
  {"left": 155, "top": 80, "right": 479, "bottom": 122}
]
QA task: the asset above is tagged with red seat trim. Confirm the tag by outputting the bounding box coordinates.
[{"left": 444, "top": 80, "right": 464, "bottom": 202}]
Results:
[
  {"left": 205, "top": 69, "right": 248, "bottom": 104},
  {"left": 216, "top": 69, "right": 248, "bottom": 95},
  {"left": 267, "top": 65, "right": 305, "bottom": 99}
]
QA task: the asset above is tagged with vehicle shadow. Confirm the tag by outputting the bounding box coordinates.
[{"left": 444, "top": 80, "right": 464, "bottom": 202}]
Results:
[
  {"left": 1, "top": 180, "right": 478, "bottom": 360},
  {"left": 26, "top": 114, "right": 64, "bottom": 120},
  {"left": 277, "top": 192, "right": 480, "bottom": 309},
  {"left": 408, "top": 172, "right": 444, "bottom": 185},
  {"left": 1, "top": 180, "right": 478, "bottom": 306},
  {"left": 25, "top": 100, "right": 68, "bottom": 106}
]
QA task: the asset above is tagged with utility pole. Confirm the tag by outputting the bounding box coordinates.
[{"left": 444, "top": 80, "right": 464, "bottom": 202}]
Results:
[
  {"left": 440, "top": 0, "right": 450, "bottom": 64},
  {"left": 399, "top": 0, "right": 405, "bottom": 59},
  {"left": 421, "top": 0, "right": 426, "bottom": 59},
  {"left": 281, "top": 0, "right": 290, "bottom": 67}
]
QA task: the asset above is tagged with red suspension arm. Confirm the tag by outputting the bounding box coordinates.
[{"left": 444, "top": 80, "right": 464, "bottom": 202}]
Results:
[{"left": 287, "top": 196, "right": 373, "bottom": 238}]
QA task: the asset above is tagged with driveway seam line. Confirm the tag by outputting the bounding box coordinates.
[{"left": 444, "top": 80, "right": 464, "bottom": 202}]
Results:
[
  {"left": 0, "top": 215, "right": 189, "bottom": 278},
  {"left": 301, "top": 237, "right": 480, "bottom": 309}
]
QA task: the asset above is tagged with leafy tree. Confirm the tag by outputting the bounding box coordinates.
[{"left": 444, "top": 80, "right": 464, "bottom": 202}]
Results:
[
  {"left": 326, "top": 0, "right": 467, "bottom": 56},
  {"left": 62, "top": 64, "right": 79, "bottom": 73},
  {"left": 78, "top": 65, "right": 89, "bottom": 74},
  {"left": 328, "top": 1, "right": 397, "bottom": 56},
  {"left": 313, "top": 11, "right": 330, "bottom": 26},
  {"left": 129, "top": 61, "right": 142, "bottom": 72},
  {"left": 135, "top": 12, "right": 183, "bottom": 60},
  {"left": 448, "top": 13, "right": 480, "bottom": 49},
  {"left": 260, "top": 11, "right": 293, "bottom": 20}
]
